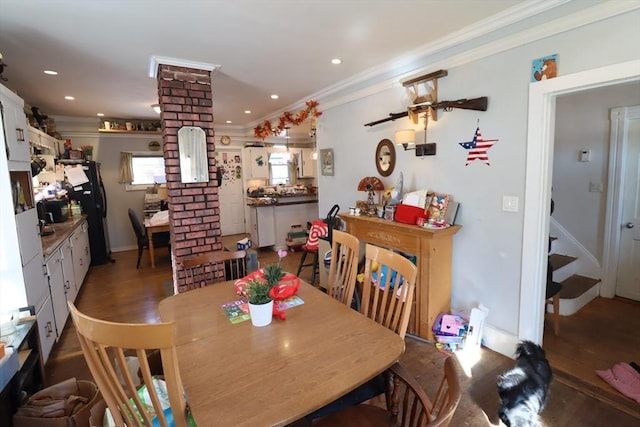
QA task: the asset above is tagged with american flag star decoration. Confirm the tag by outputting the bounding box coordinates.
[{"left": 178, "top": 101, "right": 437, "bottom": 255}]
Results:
[{"left": 459, "top": 124, "right": 498, "bottom": 166}]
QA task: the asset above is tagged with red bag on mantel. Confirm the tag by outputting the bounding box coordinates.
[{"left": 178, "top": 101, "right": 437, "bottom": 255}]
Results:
[{"left": 394, "top": 203, "right": 426, "bottom": 225}]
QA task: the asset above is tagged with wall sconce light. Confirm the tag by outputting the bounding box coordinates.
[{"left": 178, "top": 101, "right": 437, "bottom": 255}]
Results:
[
  {"left": 395, "top": 114, "right": 437, "bottom": 157},
  {"left": 395, "top": 129, "right": 416, "bottom": 150},
  {"left": 151, "top": 103, "right": 161, "bottom": 114}
]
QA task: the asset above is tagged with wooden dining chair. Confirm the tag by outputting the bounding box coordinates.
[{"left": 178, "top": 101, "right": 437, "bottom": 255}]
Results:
[
  {"left": 127, "top": 208, "right": 170, "bottom": 268},
  {"left": 306, "top": 244, "right": 418, "bottom": 421},
  {"left": 67, "top": 301, "right": 191, "bottom": 427},
  {"left": 325, "top": 230, "right": 360, "bottom": 307},
  {"left": 360, "top": 244, "right": 418, "bottom": 339},
  {"left": 180, "top": 249, "right": 247, "bottom": 288},
  {"left": 313, "top": 358, "right": 462, "bottom": 427}
]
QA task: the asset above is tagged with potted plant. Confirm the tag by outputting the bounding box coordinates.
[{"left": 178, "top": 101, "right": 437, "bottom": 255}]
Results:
[
  {"left": 80, "top": 145, "right": 94, "bottom": 161},
  {"left": 244, "top": 250, "right": 287, "bottom": 327}
]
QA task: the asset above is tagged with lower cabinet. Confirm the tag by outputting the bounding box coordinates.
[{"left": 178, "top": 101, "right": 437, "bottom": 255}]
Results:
[
  {"left": 70, "top": 221, "right": 90, "bottom": 289},
  {"left": 248, "top": 206, "right": 276, "bottom": 248},
  {"left": 36, "top": 296, "right": 57, "bottom": 363},
  {"left": 43, "top": 219, "right": 90, "bottom": 346},
  {"left": 46, "top": 247, "right": 70, "bottom": 339}
]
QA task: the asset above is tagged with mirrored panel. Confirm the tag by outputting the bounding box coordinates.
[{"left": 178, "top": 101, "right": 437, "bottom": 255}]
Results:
[{"left": 178, "top": 126, "right": 209, "bottom": 183}]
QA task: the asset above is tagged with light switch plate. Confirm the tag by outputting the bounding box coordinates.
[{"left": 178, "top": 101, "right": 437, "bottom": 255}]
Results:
[{"left": 502, "top": 196, "right": 519, "bottom": 212}]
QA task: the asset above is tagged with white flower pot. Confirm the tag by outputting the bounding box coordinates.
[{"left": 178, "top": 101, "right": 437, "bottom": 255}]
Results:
[{"left": 248, "top": 300, "right": 273, "bottom": 327}]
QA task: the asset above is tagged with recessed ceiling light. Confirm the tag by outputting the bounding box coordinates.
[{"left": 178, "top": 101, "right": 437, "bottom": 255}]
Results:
[
  {"left": 97, "top": 113, "right": 104, "bottom": 117},
  {"left": 331, "top": 58, "right": 342, "bottom": 65},
  {"left": 43, "top": 70, "right": 58, "bottom": 75},
  {"left": 64, "top": 96, "right": 75, "bottom": 100},
  {"left": 244, "top": 110, "right": 251, "bottom": 114},
  {"left": 270, "top": 94, "right": 279, "bottom": 100},
  {"left": 226, "top": 120, "right": 232, "bottom": 124}
]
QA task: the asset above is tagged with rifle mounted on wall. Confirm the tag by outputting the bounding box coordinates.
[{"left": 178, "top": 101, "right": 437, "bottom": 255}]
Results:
[{"left": 364, "top": 96, "right": 488, "bottom": 127}]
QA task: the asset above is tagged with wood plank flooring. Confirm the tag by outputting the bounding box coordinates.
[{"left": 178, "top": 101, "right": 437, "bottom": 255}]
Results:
[
  {"left": 543, "top": 296, "right": 640, "bottom": 419},
  {"left": 44, "top": 244, "right": 639, "bottom": 426}
]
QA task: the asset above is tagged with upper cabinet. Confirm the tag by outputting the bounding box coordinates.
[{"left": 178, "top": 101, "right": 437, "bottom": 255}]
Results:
[
  {"left": 1, "top": 84, "right": 29, "bottom": 163},
  {"left": 243, "top": 147, "right": 269, "bottom": 179},
  {"left": 299, "top": 148, "right": 317, "bottom": 178}
]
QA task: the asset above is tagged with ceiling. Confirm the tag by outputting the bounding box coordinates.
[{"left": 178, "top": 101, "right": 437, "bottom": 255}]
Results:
[{"left": 0, "top": 0, "right": 526, "bottom": 140}]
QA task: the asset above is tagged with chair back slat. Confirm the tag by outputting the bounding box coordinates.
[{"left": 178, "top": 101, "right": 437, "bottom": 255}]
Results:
[
  {"left": 361, "top": 244, "right": 417, "bottom": 338},
  {"left": 326, "top": 230, "right": 360, "bottom": 306},
  {"left": 180, "top": 250, "right": 247, "bottom": 287},
  {"left": 68, "top": 301, "right": 190, "bottom": 427}
]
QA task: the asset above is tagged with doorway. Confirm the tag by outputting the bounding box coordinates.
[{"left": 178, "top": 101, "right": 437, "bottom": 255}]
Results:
[
  {"left": 215, "top": 149, "right": 246, "bottom": 236},
  {"left": 519, "top": 59, "right": 640, "bottom": 344}
]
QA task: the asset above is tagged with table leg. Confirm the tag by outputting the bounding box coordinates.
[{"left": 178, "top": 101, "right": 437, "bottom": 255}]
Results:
[{"left": 148, "top": 229, "right": 156, "bottom": 268}]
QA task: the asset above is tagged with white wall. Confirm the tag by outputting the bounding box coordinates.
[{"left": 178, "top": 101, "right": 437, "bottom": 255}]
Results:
[
  {"left": 317, "top": 9, "right": 640, "bottom": 348},
  {"left": 553, "top": 83, "right": 640, "bottom": 261}
]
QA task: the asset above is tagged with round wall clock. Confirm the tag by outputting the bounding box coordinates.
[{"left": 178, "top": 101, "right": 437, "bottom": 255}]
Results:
[{"left": 220, "top": 135, "right": 231, "bottom": 146}]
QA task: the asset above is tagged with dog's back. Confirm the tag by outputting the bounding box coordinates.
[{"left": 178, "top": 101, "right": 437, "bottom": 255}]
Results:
[{"left": 497, "top": 341, "right": 552, "bottom": 427}]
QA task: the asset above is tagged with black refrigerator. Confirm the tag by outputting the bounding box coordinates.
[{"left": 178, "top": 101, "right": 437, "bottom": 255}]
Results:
[{"left": 58, "top": 159, "right": 112, "bottom": 265}]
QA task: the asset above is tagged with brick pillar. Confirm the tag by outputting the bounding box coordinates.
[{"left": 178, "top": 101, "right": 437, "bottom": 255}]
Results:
[{"left": 156, "top": 64, "right": 221, "bottom": 293}]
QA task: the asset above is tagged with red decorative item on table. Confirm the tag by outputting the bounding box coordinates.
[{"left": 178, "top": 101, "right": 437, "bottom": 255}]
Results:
[{"left": 235, "top": 270, "right": 300, "bottom": 320}]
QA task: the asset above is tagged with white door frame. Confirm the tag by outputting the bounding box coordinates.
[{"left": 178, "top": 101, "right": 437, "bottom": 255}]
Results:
[{"left": 519, "top": 60, "right": 640, "bottom": 344}]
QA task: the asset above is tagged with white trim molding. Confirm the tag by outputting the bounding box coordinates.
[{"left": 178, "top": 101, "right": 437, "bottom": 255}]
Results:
[
  {"left": 520, "top": 60, "right": 640, "bottom": 345},
  {"left": 149, "top": 55, "right": 220, "bottom": 78}
]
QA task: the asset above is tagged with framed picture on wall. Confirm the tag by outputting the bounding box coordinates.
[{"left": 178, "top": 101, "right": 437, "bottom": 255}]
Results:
[{"left": 320, "top": 149, "right": 334, "bottom": 176}]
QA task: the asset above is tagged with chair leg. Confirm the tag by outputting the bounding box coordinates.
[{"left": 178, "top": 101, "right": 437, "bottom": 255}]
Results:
[
  {"left": 552, "top": 293, "right": 560, "bottom": 336},
  {"left": 296, "top": 251, "right": 308, "bottom": 277},
  {"left": 137, "top": 244, "right": 143, "bottom": 269},
  {"left": 310, "top": 251, "right": 319, "bottom": 286}
]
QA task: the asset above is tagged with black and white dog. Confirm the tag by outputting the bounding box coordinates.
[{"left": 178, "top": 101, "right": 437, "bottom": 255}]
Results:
[{"left": 497, "top": 340, "right": 552, "bottom": 427}]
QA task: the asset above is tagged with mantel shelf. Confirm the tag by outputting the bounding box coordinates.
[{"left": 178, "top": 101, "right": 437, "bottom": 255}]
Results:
[{"left": 98, "top": 129, "right": 161, "bottom": 135}]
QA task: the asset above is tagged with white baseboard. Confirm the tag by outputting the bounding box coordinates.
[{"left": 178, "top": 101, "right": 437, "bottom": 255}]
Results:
[
  {"left": 481, "top": 324, "right": 519, "bottom": 359},
  {"left": 111, "top": 245, "right": 138, "bottom": 252}
]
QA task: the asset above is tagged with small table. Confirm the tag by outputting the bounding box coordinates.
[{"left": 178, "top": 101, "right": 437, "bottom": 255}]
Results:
[
  {"left": 159, "top": 280, "right": 405, "bottom": 426},
  {"left": 144, "top": 218, "right": 169, "bottom": 268},
  {"left": 339, "top": 213, "right": 461, "bottom": 340}
]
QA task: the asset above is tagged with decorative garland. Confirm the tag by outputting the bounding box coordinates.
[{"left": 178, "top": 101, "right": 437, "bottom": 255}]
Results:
[{"left": 254, "top": 100, "right": 322, "bottom": 140}]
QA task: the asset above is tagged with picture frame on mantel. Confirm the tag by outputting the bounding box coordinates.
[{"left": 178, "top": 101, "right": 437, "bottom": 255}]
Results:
[{"left": 320, "top": 149, "right": 334, "bottom": 176}]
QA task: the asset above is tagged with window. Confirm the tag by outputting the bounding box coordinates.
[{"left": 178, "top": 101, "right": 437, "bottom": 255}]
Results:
[
  {"left": 269, "top": 152, "right": 292, "bottom": 185},
  {"left": 126, "top": 153, "right": 166, "bottom": 190}
]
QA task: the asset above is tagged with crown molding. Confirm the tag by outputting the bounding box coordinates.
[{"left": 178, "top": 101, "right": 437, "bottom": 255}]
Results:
[{"left": 148, "top": 55, "right": 221, "bottom": 78}]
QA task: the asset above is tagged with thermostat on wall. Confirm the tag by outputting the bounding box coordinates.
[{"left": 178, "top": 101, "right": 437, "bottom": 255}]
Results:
[{"left": 579, "top": 149, "right": 591, "bottom": 162}]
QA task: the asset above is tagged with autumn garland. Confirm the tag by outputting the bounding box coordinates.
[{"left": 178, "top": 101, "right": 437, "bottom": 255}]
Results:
[{"left": 253, "top": 100, "right": 322, "bottom": 140}]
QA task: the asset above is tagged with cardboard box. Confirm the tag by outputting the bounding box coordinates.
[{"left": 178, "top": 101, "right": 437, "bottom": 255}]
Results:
[{"left": 14, "top": 379, "right": 99, "bottom": 427}]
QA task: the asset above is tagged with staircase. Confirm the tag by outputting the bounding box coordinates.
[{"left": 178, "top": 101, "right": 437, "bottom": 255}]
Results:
[{"left": 548, "top": 230, "right": 601, "bottom": 316}]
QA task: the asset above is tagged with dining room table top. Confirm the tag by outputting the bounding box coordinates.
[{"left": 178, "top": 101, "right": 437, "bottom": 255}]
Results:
[{"left": 158, "top": 278, "right": 405, "bottom": 427}]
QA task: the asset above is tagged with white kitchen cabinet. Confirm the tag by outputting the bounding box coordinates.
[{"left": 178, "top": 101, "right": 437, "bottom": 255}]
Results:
[
  {"left": 244, "top": 147, "right": 269, "bottom": 179},
  {"left": 0, "top": 83, "right": 29, "bottom": 163},
  {"left": 36, "top": 296, "right": 57, "bottom": 363},
  {"left": 299, "top": 148, "right": 317, "bottom": 178},
  {"left": 46, "top": 248, "right": 69, "bottom": 338},
  {"left": 248, "top": 206, "right": 276, "bottom": 248},
  {"left": 70, "top": 220, "right": 90, "bottom": 289},
  {"left": 23, "top": 255, "right": 49, "bottom": 312},
  {"left": 61, "top": 241, "right": 78, "bottom": 302},
  {"left": 15, "top": 208, "right": 41, "bottom": 266}
]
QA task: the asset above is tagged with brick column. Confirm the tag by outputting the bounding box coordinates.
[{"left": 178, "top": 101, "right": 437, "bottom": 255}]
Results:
[{"left": 156, "top": 64, "right": 221, "bottom": 293}]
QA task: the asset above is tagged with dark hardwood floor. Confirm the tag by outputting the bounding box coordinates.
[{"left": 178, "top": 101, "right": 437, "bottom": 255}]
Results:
[{"left": 45, "top": 243, "right": 639, "bottom": 426}]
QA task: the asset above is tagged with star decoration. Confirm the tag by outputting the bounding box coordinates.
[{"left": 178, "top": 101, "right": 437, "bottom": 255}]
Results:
[{"left": 459, "top": 126, "right": 498, "bottom": 166}]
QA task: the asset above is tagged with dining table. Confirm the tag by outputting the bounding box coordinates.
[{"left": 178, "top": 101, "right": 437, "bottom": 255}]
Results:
[
  {"left": 144, "top": 218, "right": 169, "bottom": 268},
  {"left": 158, "top": 278, "right": 405, "bottom": 427}
]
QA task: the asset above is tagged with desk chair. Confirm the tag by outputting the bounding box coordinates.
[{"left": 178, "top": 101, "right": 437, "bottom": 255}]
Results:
[
  {"left": 296, "top": 220, "right": 329, "bottom": 286},
  {"left": 127, "top": 208, "right": 170, "bottom": 269},
  {"left": 361, "top": 244, "right": 418, "bottom": 339},
  {"left": 180, "top": 250, "right": 247, "bottom": 287},
  {"left": 313, "top": 359, "right": 462, "bottom": 427},
  {"left": 326, "top": 230, "right": 360, "bottom": 307},
  {"left": 67, "top": 302, "right": 191, "bottom": 427},
  {"left": 546, "top": 259, "right": 562, "bottom": 336}
]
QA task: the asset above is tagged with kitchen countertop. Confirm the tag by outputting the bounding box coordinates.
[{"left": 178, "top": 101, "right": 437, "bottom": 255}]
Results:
[
  {"left": 41, "top": 215, "right": 87, "bottom": 257},
  {"left": 247, "top": 194, "right": 318, "bottom": 207}
]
